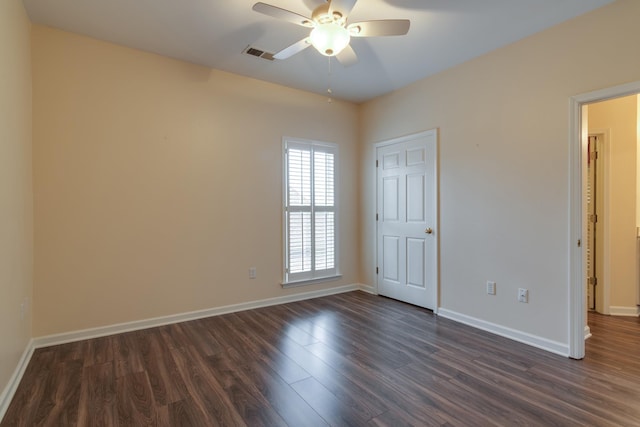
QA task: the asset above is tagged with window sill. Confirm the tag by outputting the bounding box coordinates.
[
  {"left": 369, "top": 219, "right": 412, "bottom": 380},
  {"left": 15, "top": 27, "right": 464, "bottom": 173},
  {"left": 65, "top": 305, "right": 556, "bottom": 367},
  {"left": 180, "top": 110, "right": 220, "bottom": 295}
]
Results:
[{"left": 281, "top": 275, "right": 343, "bottom": 289}]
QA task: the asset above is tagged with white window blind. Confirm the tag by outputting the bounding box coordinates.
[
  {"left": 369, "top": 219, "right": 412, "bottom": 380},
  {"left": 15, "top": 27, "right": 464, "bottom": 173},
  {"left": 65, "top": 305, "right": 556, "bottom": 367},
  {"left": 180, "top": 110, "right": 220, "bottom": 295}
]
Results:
[{"left": 284, "top": 138, "right": 338, "bottom": 284}]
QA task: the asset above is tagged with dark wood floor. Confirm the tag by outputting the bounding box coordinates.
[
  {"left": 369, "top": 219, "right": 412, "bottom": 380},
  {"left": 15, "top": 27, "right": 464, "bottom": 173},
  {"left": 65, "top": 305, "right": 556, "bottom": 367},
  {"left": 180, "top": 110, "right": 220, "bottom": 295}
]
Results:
[{"left": 2, "top": 291, "right": 640, "bottom": 426}]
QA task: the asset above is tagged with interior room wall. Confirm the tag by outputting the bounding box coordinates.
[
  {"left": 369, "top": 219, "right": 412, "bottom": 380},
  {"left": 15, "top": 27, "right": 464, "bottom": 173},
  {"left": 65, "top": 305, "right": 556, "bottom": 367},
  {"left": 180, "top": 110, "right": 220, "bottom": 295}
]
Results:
[
  {"left": 588, "top": 95, "right": 638, "bottom": 311},
  {"left": 637, "top": 95, "right": 640, "bottom": 307},
  {"left": 0, "top": 0, "right": 33, "bottom": 399},
  {"left": 359, "top": 0, "right": 640, "bottom": 347},
  {"left": 637, "top": 96, "right": 640, "bottom": 229},
  {"left": 32, "top": 25, "right": 359, "bottom": 336}
]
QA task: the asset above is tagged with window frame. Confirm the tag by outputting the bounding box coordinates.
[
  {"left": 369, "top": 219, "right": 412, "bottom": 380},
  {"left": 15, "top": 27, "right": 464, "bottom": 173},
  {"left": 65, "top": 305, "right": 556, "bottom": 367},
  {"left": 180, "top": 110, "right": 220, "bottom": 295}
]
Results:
[{"left": 282, "top": 137, "right": 340, "bottom": 287}]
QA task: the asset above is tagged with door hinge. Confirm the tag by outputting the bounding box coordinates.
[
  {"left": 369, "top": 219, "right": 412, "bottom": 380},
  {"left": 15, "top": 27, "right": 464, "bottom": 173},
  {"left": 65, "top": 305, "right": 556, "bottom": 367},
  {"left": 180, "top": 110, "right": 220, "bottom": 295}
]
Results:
[
  {"left": 577, "top": 239, "right": 581, "bottom": 247},
  {"left": 376, "top": 160, "right": 379, "bottom": 167},
  {"left": 376, "top": 213, "right": 379, "bottom": 221},
  {"left": 589, "top": 214, "right": 598, "bottom": 223},
  {"left": 376, "top": 267, "right": 379, "bottom": 274},
  {"left": 591, "top": 150, "right": 598, "bottom": 160},
  {"left": 588, "top": 277, "right": 598, "bottom": 286}
]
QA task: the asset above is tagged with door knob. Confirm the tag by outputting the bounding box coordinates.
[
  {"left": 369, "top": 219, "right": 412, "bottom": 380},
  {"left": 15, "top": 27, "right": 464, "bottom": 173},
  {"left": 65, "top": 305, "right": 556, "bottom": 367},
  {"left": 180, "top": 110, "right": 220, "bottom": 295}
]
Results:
[{"left": 425, "top": 228, "right": 433, "bottom": 234}]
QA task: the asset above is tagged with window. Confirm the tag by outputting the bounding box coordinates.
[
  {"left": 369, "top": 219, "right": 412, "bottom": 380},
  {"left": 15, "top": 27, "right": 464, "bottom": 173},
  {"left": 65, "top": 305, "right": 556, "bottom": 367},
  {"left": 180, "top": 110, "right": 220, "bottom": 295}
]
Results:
[{"left": 283, "top": 138, "right": 339, "bottom": 285}]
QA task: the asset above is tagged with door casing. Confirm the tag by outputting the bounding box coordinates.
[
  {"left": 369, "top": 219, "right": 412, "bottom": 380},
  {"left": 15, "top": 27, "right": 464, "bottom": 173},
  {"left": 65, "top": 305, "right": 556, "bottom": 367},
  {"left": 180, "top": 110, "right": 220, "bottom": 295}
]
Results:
[{"left": 569, "top": 80, "right": 640, "bottom": 359}]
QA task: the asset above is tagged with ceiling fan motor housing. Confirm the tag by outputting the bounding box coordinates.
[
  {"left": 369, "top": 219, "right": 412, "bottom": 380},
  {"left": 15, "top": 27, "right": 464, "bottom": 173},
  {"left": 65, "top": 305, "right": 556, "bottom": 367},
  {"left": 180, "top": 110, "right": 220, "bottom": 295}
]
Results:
[{"left": 312, "top": 3, "right": 344, "bottom": 25}]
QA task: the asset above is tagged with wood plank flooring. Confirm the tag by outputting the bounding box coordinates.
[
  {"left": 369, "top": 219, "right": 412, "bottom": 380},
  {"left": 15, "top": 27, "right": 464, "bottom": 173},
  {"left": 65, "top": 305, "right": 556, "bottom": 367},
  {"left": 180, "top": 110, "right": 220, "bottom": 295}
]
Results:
[{"left": 2, "top": 291, "right": 640, "bottom": 426}]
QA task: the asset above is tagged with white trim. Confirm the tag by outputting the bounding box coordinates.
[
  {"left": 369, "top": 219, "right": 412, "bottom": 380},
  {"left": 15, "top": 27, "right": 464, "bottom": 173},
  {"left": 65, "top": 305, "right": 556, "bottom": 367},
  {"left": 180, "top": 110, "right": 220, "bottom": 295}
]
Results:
[
  {"left": 438, "top": 308, "right": 569, "bottom": 357},
  {"left": 584, "top": 325, "right": 592, "bottom": 340},
  {"left": 569, "top": 80, "right": 640, "bottom": 360},
  {"left": 373, "top": 130, "right": 436, "bottom": 148},
  {"left": 568, "top": 97, "right": 586, "bottom": 359},
  {"left": 358, "top": 283, "right": 378, "bottom": 295},
  {"left": 33, "top": 284, "right": 360, "bottom": 348},
  {"left": 608, "top": 306, "right": 640, "bottom": 317},
  {"left": 281, "top": 275, "right": 342, "bottom": 288},
  {"left": 0, "top": 339, "right": 35, "bottom": 422}
]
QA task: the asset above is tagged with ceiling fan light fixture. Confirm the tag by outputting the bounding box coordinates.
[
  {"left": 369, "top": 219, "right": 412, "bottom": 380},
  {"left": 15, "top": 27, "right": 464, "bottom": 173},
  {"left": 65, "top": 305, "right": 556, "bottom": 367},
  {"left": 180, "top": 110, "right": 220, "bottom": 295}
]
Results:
[{"left": 310, "top": 22, "right": 350, "bottom": 56}]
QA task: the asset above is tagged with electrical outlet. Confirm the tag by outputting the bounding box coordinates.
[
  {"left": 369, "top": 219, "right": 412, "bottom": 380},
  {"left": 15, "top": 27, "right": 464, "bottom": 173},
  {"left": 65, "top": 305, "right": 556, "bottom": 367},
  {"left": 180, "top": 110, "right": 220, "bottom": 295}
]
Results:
[
  {"left": 486, "top": 281, "right": 496, "bottom": 295},
  {"left": 249, "top": 267, "right": 256, "bottom": 279},
  {"left": 518, "top": 288, "right": 529, "bottom": 303}
]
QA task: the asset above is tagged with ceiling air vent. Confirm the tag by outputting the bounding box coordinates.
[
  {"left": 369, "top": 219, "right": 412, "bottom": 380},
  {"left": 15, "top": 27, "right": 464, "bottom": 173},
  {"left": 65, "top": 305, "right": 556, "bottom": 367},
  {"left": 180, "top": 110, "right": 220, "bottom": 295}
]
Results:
[{"left": 243, "top": 46, "right": 275, "bottom": 61}]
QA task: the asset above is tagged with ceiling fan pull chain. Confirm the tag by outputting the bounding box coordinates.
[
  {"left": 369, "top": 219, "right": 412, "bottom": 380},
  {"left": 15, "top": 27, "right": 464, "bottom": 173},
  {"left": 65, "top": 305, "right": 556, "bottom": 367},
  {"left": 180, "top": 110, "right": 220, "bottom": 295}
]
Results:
[{"left": 327, "top": 56, "right": 333, "bottom": 103}]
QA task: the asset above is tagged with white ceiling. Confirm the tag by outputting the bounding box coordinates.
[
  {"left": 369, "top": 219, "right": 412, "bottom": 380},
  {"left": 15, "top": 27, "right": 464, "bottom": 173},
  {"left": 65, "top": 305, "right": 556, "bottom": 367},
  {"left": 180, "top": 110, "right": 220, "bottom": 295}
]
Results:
[{"left": 23, "top": 0, "right": 614, "bottom": 103}]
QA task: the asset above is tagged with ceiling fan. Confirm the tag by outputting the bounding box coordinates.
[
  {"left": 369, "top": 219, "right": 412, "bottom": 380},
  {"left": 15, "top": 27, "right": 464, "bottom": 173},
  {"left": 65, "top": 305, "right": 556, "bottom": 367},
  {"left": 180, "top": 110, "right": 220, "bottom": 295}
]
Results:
[{"left": 252, "top": 0, "right": 410, "bottom": 66}]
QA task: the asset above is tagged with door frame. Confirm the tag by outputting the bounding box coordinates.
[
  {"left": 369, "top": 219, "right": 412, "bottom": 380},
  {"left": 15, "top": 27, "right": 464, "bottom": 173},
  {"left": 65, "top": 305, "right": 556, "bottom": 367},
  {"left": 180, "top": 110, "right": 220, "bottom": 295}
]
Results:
[
  {"left": 568, "top": 80, "right": 640, "bottom": 359},
  {"left": 374, "top": 129, "right": 439, "bottom": 312}
]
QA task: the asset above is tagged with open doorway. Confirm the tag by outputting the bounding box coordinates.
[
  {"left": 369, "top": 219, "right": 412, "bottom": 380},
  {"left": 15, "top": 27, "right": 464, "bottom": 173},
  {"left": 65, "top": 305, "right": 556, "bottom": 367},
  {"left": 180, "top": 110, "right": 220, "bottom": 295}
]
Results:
[
  {"left": 569, "top": 82, "right": 640, "bottom": 359},
  {"left": 587, "top": 96, "right": 638, "bottom": 318}
]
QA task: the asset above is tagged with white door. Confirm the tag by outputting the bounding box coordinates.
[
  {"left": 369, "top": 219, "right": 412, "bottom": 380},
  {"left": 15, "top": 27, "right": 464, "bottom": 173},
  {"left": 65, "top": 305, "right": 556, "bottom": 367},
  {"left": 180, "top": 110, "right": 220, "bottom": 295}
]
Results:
[{"left": 376, "top": 130, "right": 438, "bottom": 310}]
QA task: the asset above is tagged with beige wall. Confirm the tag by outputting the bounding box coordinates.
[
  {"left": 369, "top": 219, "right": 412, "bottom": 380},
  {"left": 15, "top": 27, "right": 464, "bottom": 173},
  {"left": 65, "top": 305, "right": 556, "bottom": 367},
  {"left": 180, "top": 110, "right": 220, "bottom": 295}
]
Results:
[
  {"left": 0, "top": 1, "right": 33, "bottom": 397},
  {"left": 32, "top": 26, "right": 359, "bottom": 336},
  {"left": 588, "top": 95, "right": 638, "bottom": 310},
  {"left": 360, "top": 0, "right": 640, "bottom": 344},
  {"left": 638, "top": 96, "right": 640, "bottom": 229}
]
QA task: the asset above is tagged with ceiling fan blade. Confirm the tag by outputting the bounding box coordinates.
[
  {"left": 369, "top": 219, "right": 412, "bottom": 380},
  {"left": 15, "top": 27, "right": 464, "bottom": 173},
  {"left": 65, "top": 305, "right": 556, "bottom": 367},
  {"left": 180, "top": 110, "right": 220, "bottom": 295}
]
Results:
[
  {"left": 274, "top": 38, "right": 312, "bottom": 59},
  {"left": 252, "top": 2, "right": 314, "bottom": 27},
  {"left": 336, "top": 44, "right": 358, "bottom": 67},
  {"left": 348, "top": 20, "right": 410, "bottom": 37},
  {"left": 328, "top": 0, "right": 358, "bottom": 20}
]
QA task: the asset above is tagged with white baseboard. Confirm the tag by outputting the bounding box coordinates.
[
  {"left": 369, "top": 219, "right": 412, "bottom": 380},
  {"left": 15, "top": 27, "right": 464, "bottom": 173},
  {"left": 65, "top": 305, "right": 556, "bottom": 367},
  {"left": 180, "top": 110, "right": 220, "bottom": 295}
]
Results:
[
  {"left": 609, "top": 306, "right": 640, "bottom": 317},
  {"left": 584, "top": 325, "right": 592, "bottom": 340},
  {"left": 34, "top": 283, "right": 362, "bottom": 348},
  {"left": 358, "top": 283, "right": 378, "bottom": 295},
  {"left": 0, "top": 339, "right": 35, "bottom": 422},
  {"left": 438, "top": 308, "right": 569, "bottom": 357}
]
